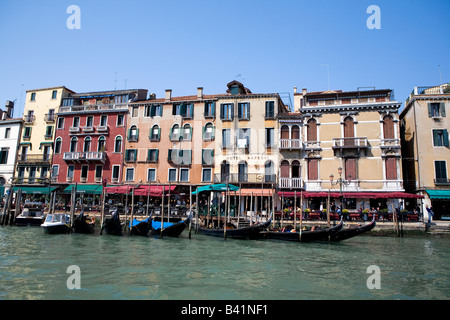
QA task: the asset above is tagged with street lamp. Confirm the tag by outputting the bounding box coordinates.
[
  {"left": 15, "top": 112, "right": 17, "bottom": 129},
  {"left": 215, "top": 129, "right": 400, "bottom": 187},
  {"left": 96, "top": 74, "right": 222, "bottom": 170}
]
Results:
[{"left": 329, "top": 167, "right": 352, "bottom": 214}]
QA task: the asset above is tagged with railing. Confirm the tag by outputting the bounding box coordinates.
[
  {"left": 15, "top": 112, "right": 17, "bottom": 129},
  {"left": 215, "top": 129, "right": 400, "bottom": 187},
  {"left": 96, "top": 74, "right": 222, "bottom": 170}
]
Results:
[
  {"left": 434, "top": 179, "right": 450, "bottom": 186},
  {"left": 214, "top": 173, "right": 276, "bottom": 184},
  {"left": 279, "top": 177, "right": 303, "bottom": 189},
  {"left": 279, "top": 139, "right": 302, "bottom": 149},
  {"left": 23, "top": 115, "right": 35, "bottom": 124},
  {"left": 303, "top": 141, "right": 321, "bottom": 150},
  {"left": 44, "top": 114, "right": 56, "bottom": 122},
  {"left": 14, "top": 177, "right": 50, "bottom": 185},
  {"left": 17, "top": 154, "right": 52, "bottom": 163},
  {"left": 333, "top": 137, "right": 368, "bottom": 148},
  {"left": 69, "top": 126, "right": 81, "bottom": 133},
  {"left": 381, "top": 139, "right": 401, "bottom": 148},
  {"left": 82, "top": 126, "right": 95, "bottom": 133},
  {"left": 406, "top": 84, "right": 450, "bottom": 105},
  {"left": 59, "top": 103, "right": 129, "bottom": 113},
  {"left": 63, "top": 152, "right": 106, "bottom": 162},
  {"left": 97, "top": 125, "right": 108, "bottom": 132}
]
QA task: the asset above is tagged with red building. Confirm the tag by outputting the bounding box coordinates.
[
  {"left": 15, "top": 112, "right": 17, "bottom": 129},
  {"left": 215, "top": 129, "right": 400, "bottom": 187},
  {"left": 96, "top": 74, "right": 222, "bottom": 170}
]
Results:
[{"left": 52, "top": 89, "right": 148, "bottom": 196}]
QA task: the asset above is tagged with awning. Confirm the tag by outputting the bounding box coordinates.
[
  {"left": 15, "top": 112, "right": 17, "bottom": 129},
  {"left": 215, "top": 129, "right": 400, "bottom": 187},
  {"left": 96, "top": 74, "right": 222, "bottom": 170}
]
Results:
[
  {"left": 104, "top": 185, "right": 136, "bottom": 194},
  {"left": 133, "top": 185, "right": 178, "bottom": 196},
  {"left": 277, "top": 191, "right": 423, "bottom": 199},
  {"left": 426, "top": 190, "right": 450, "bottom": 200},
  {"left": 64, "top": 184, "right": 103, "bottom": 194},
  {"left": 192, "top": 184, "right": 239, "bottom": 194},
  {"left": 238, "top": 188, "right": 275, "bottom": 196},
  {"left": 13, "top": 187, "right": 57, "bottom": 194}
]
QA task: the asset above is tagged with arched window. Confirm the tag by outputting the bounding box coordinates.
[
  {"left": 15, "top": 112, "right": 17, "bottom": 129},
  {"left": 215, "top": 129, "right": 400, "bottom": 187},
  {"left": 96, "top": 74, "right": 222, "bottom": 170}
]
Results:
[
  {"left": 238, "top": 161, "right": 248, "bottom": 182},
  {"left": 280, "top": 160, "right": 290, "bottom": 178},
  {"left": 292, "top": 160, "right": 300, "bottom": 178},
  {"left": 265, "top": 160, "right": 275, "bottom": 182},
  {"left": 292, "top": 125, "right": 300, "bottom": 140},
  {"left": 70, "top": 137, "right": 78, "bottom": 152},
  {"left": 55, "top": 137, "right": 62, "bottom": 154},
  {"left": 203, "top": 123, "right": 215, "bottom": 141},
  {"left": 98, "top": 136, "right": 106, "bottom": 152},
  {"left": 220, "top": 160, "right": 230, "bottom": 182},
  {"left": 281, "top": 125, "right": 289, "bottom": 140},
  {"left": 128, "top": 125, "right": 139, "bottom": 141},
  {"left": 383, "top": 115, "right": 395, "bottom": 140},
  {"left": 150, "top": 125, "right": 160, "bottom": 141},
  {"left": 307, "top": 119, "right": 317, "bottom": 141},
  {"left": 114, "top": 136, "right": 122, "bottom": 153},
  {"left": 182, "top": 124, "right": 192, "bottom": 140},
  {"left": 170, "top": 124, "right": 180, "bottom": 141},
  {"left": 343, "top": 116, "right": 355, "bottom": 146},
  {"left": 84, "top": 136, "right": 92, "bottom": 152}
]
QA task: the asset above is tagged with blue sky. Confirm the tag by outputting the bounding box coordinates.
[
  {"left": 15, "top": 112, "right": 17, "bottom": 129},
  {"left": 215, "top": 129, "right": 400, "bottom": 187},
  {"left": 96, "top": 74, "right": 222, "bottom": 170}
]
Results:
[{"left": 0, "top": 0, "right": 449, "bottom": 117}]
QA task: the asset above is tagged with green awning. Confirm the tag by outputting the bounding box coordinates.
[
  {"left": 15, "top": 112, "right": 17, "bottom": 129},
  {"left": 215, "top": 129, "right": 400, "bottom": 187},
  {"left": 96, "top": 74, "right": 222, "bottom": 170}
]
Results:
[
  {"left": 13, "top": 187, "right": 57, "bottom": 194},
  {"left": 64, "top": 184, "right": 103, "bottom": 194},
  {"left": 426, "top": 190, "right": 450, "bottom": 200},
  {"left": 192, "top": 183, "right": 239, "bottom": 194}
]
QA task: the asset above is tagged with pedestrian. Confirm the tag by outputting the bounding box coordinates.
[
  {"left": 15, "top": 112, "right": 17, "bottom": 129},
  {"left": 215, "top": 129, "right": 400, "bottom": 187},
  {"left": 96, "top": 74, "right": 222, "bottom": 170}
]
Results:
[{"left": 426, "top": 205, "right": 434, "bottom": 224}]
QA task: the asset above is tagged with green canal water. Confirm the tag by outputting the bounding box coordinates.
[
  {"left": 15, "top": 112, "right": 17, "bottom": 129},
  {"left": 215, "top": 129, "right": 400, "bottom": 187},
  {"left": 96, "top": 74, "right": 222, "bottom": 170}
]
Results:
[{"left": 0, "top": 226, "right": 449, "bottom": 300}]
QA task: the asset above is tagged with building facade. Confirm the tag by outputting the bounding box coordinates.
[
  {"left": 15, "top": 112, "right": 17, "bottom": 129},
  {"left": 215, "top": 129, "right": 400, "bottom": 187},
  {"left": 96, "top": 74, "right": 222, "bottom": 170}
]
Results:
[{"left": 400, "top": 83, "right": 450, "bottom": 220}]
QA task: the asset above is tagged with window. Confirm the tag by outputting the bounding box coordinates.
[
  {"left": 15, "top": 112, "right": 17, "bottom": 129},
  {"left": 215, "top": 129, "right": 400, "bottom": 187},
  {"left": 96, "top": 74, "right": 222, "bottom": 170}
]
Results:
[
  {"left": 146, "top": 105, "right": 163, "bottom": 117},
  {"left": 126, "top": 168, "right": 134, "bottom": 182},
  {"left": 98, "top": 136, "right": 106, "bottom": 152},
  {"left": 265, "top": 101, "right": 275, "bottom": 118},
  {"left": 128, "top": 125, "right": 139, "bottom": 141},
  {"left": 100, "top": 115, "right": 107, "bottom": 126},
  {"left": 220, "top": 103, "right": 234, "bottom": 121},
  {"left": 132, "top": 106, "right": 139, "bottom": 117},
  {"left": 70, "top": 137, "right": 78, "bottom": 152},
  {"left": 203, "top": 123, "right": 215, "bottom": 141},
  {"left": 147, "top": 149, "right": 159, "bottom": 163},
  {"left": 0, "top": 148, "right": 9, "bottom": 164},
  {"left": 67, "top": 165, "right": 75, "bottom": 179},
  {"left": 40, "top": 167, "right": 48, "bottom": 179},
  {"left": 343, "top": 116, "right": 355, "bottom": 146},
  {"left": 73, "top": 117, "right": 80, "bottom": 128},
  {"left": 45, "top": 126, "right": 53, "bottom": 138},
  {"left": 345, "top": 158, "right": 357, "bottom": 180},
  {"left": 265, "top": 161, "right": 275, "bottom": 182},
  {"left": 81, "top": 165, "right": 88, "bottom": 180},
  {"left": 281, "top": 160, "right": 290, "bottom": 179},
  {"left": 147, "top": 168, "right": 156, "bottom": 182},
  {"left": 222, "top": 129, "right": 231, "bottom": 148},
  {"left": 114, "top": 136, "right": 122, "bottom": 153},
  {"left": 220, "top": 161, "right": 230, "bottom": 182},
  {"left": 112, "top": 165, "right": 120, "bottom": 181},
  {"left": 86, "top": 116, "right": 93, "bottom": 127},
  {"left": 307, "top": 119, "right": 317, "bottom": 141},
  {"left": 57, "top": 117, "right": 64, "bottom": 129},
  {"left": 150, "top": 125, "right": 160, "bottom": 141},
  {"left": 168, "top": 149, "right": 192, "bottom": 165},
  {"left": 125, "top": 149, "right": 137, "bottom": 162},
  {"left": 204, "top": 102, "right": 215, "bottom": 118},
  {"left": 238, "top": 161, "right": 248, "bottom": 182},
  {"left": 202, "top": 149, "right": 214, "bottom": 166},
  {"left": 428, "top": 103, "right": 446, "bottom": 118},
  {"left": 170, "top": 124, "right": 180, "bottom": 141},
  {"left": 435, "top": 161, "right": 448, "bottom": 183},
  {"left": 115, "top": 94, "right": 129, "bottom": 104},
  {"left": 52, "top": 165, "right": 59, "bottom": 180},
  {"left": 237, "top": 128, "right": 250, "bottom": 149},
  {"left": 383, "top": 115, "right": 395, "bottom": 140},
  {"left": 180, "top": 168, "right": 189, "bottom": 182},
  {"left": 62, "top": 98, "right": 74, "bottom": 106},
  {"left": 55, "top": 138, "right": 62, "bottom": 154},
  {"left": 95, "top": 165, "right": 103, "bottom": 180},
  {"left": 202, "top": 168, "right": 212, "bottom": 182},
  {"left": 385, "top": 157, "right": 397, "bottom": 180},
  {"left": 117, "top": 114, "right": 124, "bottom": 126},
  {"left": 4, "top": 128, "right": 10, "bottom": 138},
  {"left": 51, "top": 90, "right": 57, "bottom": 100},
  {"left": 23, "top": 127, "right": 32, "bottom": 139},
  {"left": 238, "top": 103, "right": 250, "bottom": 120},
  {"left": 433, "top": 129, "right": 449, "bottom": 147},
  {"left": 307, "top": 159, "right": 318, "bottom": 181},
  {"left": 182, "top": 124, "right": 192, "bottom": 141},
  {"left": 31, "top": 92, "right": 36, "bottom": 101},
  {"left": 173, "top": 103, "right": 193, "bottom": 118},
  {"left": 84, "top": 137, "right": 92, "bottom": 152},
  {"left": 168, "top": 168, "right": 177, "bottom": 182},
  {"left": 265, "top": 128, "right": 274, "bottom": 148}
]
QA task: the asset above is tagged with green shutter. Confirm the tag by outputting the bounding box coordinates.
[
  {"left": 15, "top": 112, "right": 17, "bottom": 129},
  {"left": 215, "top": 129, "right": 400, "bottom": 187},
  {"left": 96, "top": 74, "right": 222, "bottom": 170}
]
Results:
[
  {"left": 157, "top": 127, "right": 161, "bottom": 140},
  {"left": 433, "top": 130, "right": 440, "bottom": 146},
  {"left": 212, "top": 102, "right": 216, "bottom": 117},
  {"left": 428, "top": 103, "right": 433, "bottom": 117},
  {"left": 443, "top": 129, "right": 449, "bottom": 147},
  {"left": 155, "top": 149, "right": 159, "bottom": 162},
  {"left": 440, "top": 103, "right": 446, "bottom": 117},
  {"left": 211, "top": 126, "right": 216, "bottom": 140}
]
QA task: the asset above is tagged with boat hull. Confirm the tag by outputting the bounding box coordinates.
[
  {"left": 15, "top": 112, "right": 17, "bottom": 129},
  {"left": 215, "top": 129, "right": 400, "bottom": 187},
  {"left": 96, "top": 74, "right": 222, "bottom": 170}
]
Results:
[
  {"left": 130, "top": 219, "right": 151, "bottom": 236},
  {"left": 15, "top": 217, "right": 44, "bottom": 227},
  {"left": 330, "top": 218, "right": 376, "bottom": 242},
  {"left": 41, "top": 223, "right": 71, "bottom": 234},
  {"left": 197, "top": 218, "right": 272, "bottom": 239},
  {"left": 152, "top": 216, "right": 191, "bottom": 237}
]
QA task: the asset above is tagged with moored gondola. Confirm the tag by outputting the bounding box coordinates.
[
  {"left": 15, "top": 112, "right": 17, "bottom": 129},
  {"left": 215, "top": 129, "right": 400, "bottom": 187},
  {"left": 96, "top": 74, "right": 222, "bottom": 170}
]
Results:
[
  {"left": 72, "top": 209, "right": 96, "bottom": 234},
  {"left": 261, "top": 217, "right": 344, "bottom": 242},
  {"left": 329, "top": 215, "right": 376, "bottom": 242},
  {"left": 130, "top": 218, "right": 152, "bottom": 236},
  {"left": 152, "top": 214, "right": 191, "bottom": 237},
  {"left": 196, "top": 215, "right": 272, "bottom": 239},
  {"left": 101, "top": 209, "right": 123, "bottom": 236}
]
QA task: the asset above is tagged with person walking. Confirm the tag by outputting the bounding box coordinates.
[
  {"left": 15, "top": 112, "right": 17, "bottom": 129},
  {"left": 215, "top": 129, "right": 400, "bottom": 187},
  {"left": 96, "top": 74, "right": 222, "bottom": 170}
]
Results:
[{"left": 426, "top": 205, "right": 434, "bottom": 224}]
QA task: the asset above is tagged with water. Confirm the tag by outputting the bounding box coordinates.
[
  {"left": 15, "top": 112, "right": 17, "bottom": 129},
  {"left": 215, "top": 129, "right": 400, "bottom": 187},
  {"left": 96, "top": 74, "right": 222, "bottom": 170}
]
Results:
[{"left": 1, "top": 226, "right": 449, "bottom": 300}]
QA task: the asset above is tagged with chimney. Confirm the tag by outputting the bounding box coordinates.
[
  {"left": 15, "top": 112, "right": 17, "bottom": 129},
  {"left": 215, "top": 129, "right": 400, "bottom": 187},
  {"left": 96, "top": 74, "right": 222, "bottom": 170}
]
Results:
[
  {"left": 5, "top": 100, "right": 14, "bottom": 119},
  {"left": 294, "top": 87, "right": 297, "bottom": 94},
  {"left": 197, "top": 87, "right": 203, "bottom": 99},
  {"left": 302, "top": 88, "right": 307, "bottom": 95},
  {"left": 165, "top": 89, "right": 172, "bottom": 101}
]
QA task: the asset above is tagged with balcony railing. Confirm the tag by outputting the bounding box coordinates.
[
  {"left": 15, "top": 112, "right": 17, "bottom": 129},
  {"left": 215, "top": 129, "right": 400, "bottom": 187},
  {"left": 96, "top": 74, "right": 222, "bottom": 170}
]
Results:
[
  {"left": 13, "top": 177, "right": 50, "bottom": 185},
  {"left": 279, "top": 139, "right": 302, "bottom": 150},
  {"left": 23, "top": 115, "right": 35, "bottom": 124},
  {"left": 63, "top": 151, "right": 106, "bottom": 162},
  {"left": 17, "top": 154, "right": 52, "bottom": 163},
  {"left": 214, "top": 173, "right": 277, "bottom": 184},
  {"left": 381, "top": 139, "right": 401, "bottom": 149},
  {"left": 44, "top": 114, "right": 56, "bottom": 122},
  {"left": 279, "top": 177, "right": 303, "bottom": 189},
  {"left": 82, "top": 126, "right": 95, "bottom": 133},
  {"left": 406, "top": 84, "right": 450, "bottom": 105},
  {"left": 434, "top": 179, "right": 450, "bottom": 186},
  {"left": 303, "top": 141, "right": 321, "bottom": 150},
  {"left": 332, "top": 137, "right": 369, "bottom": 149},
  {"left": 97, "top": 125, "right": 109, "bottom": 132},
  {"left": 69, "top": 126, "right": 81, "bottom": 133},
  {"left": 59, "top": 103, "right": 129, "bottom": 113}
]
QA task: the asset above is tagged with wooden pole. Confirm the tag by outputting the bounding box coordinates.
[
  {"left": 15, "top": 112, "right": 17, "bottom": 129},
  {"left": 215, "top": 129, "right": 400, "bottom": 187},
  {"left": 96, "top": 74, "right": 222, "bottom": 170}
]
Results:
[
  {"left": 300, "top": 190, "right": 303, "bottom": 241},
  {"left": 100, "top": 180, "right": 106, "bottom": 235},
  {"left": 224, "top": 181, "right": 228, "bottom": 240},
  {"left": 161, "top": 185, "right": 164, "bottom": 238},
  {"left": 327, "top": 189, "right": 331, "bottom": 228},
  {"left": 294, "top": 190, "right": 297, "bottom": 231},
  {"left": 130, "top": 187, "right": 135, "bottom": 234},
  {"left": 195, "top": 188, "right": 199, "bottom": 233},
  {"left": 250, "top": 191, "right": 253, "bottom": 225},
  {"left": 271, "top": 184, "right": 275, "bottom": 229},
  {"left": 189, "top": 185, "right": 192, "bottom": 239},
  {"left": 124, "top": 185, "right": 129, "bottom": 232},
  {"left": 238, "top": 182, "right": 241, "bottom": 228},
  {"left": 146, "top": 178, "right": 151, "bottom": 217}
]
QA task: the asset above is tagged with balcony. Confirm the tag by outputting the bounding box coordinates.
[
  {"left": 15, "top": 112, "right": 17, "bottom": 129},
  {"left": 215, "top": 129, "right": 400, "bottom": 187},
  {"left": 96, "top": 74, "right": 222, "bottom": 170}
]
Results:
[
  {"left": 17, "top": 154, "right": 52, "bottom": 164},
  {"left": 214, "top": 173, "right": 276, "bottom": 184},
  {"left": 13, "top": 177, "right": 50, "bottom": 185},
  {"left": 63, "top": 151, "right": 106, "bottom": 163},
  {"left": 23, "top": 115, "right": 35, "bottom": 124},
  {"left": 44, "top": 114, "right": 56, "bottom": 122},
  {"left": 97, "top": 125, "right": 109, "bottom": 133},
  {"left": 303, "top": 141, "right": 321, "bottom": 151},
  {"left": 435, "top": 179, "right": 450, "bottom": 186},
  {"left": 380, "top": 139, "right": 401, "bottom": 149},
  {"left": 332, "top": 137, "right": 369, "bottom": 153},
  {"left": 279, "top": 139, "right": 302, "bottom": 150},
  {"left": 59, "top": 103, "right": 129, "bottom": 113},
  {"left": 82, "top": 126, "right": 95, "bottom": 133},
  {"left": 279, "top": 177, "right": 303, "bottom": 189},
  {"left": 69, "top": 126, "right": 81, "bottom": 133}
]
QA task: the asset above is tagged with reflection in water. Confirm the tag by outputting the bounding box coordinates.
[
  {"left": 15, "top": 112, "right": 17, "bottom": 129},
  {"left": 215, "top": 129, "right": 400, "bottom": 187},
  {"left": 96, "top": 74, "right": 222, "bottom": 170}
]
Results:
[{"left": 0, "top": 227, "right": 449, "bottom": 300}]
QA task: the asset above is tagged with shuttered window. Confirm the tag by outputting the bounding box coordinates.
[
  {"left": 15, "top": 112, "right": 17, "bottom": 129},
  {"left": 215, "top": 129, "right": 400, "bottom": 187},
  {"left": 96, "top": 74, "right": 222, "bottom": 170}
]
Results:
[
  {"left": 307, "top": 119, "right": 317, "bottom": 141},
  {"left": 345, "top": 158, "right": 357, "bottom": 180},
  {"left": 308, "top": 159, "right": 318, "bottom": 181},
  {"left": 385, "top": 157, "right": 397, "bottom": 180},
  {"left": 383, "top": 115, "right": 395, "bottom": 139}
]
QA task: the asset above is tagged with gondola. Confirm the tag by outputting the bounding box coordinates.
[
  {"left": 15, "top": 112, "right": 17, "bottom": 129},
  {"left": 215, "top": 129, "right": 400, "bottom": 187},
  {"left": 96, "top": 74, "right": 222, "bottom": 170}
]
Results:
[
  {"left": 130, "top": 217, "right": 152, "bottom": 236},
  {"left": 196, "top": 215, "right": 272, "bottom": 239},
  {"left": 329, "top": 215, "right": 376, "bottom": 242},
  {"left": 261, "top": 217, "right": 344, "bottom": 242},
  {"left": 101, "top": 209, "right": 123, "bottom": 236},
  {"left": 41, "top": 213, "right": 72, "bottom": 234},
  {"left": 152, "top": 214, "right": 191, "bottom": 237},
  {"left": 72, "top": 209, "right": 96, "bottom": 234}
]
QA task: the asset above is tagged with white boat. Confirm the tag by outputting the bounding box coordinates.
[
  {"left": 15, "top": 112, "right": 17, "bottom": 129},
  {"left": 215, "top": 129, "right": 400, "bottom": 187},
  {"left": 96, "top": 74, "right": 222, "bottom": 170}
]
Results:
[
  {"left": 15, "top": 202, "right": 45, "bottom": 227},
  {"left": 41, "top": 214, "right": 71, "bottom": 234}
]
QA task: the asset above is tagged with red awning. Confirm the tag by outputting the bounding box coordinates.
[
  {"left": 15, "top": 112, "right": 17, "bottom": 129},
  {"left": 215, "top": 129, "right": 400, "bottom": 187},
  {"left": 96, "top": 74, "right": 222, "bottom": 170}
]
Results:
[
  {"left": 133, "top": 185, "right": 178, "bottom": 197},
  {"left": 238, "top": 188, "right": 275, "bottom": 196},
  {"left": 105, "top": 185, "right": 136, "bottom": 194}
]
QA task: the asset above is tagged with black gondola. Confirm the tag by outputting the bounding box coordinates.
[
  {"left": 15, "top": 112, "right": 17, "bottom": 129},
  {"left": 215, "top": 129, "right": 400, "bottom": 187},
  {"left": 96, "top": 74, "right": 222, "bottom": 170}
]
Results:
[
  {"left": 261, "top": 217, "right": 344, "bottom": 242},
  {"left": 72, "top": 209, "right": 96, "bottom": 234},
  {"left": 329, "top": 215, "right": 376, "bottom": 242},
  {"left": 196, "top": 215, "right": 272, "bottom": 239},
  {"left": 152, "top": 215, "right": 191, "bottom": 237},
  {"left": 101, "top": 209, "right": 123, "bottom": 236},
  {"left": 130, "top": 218, "right": 152, "bottom": 236}
]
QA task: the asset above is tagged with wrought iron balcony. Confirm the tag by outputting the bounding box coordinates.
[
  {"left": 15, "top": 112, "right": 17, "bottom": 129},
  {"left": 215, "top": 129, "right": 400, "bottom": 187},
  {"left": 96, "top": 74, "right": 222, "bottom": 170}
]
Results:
[
  {"left": 434, "top": 179, "right": 450, "bottom": 186},
  {"left": 17, "top": 154, "right": 52, "bottom": 164},
  {"left": 23, "top": 115, "right": 35, "bottom": 124},
  {"left": 214, "top": 173, "right": 276, "bottom": 184},
  {"left": 63, "top": 151, "right": 106, "bottom": 163},
  {"left": 44, "top": 114, "right": 56, "bottom": 122},
  {"left": 332, "top": 137, "right": 369, "bottom": 150}
]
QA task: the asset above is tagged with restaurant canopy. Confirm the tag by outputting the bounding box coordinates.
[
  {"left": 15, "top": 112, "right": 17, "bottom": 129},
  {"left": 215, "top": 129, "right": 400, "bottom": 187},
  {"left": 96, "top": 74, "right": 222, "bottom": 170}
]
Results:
[
  {"left": 426, "top": 190, "right": 450, "bottom": 200},
  {"left": 13, "top": 187, "right": 58, "bottom": 195},
  {"left": 237, "top": 188, "right": 275, "bottom": 196},
  {"left": 63, "top": 184, "right": 103, "bottom": 194},
  {"left": 277, "top": 191, "right": 424, "bottom": 199},
  {"left": 105, "top": 185, "right": 177, "bottom": 196},
  {"left": 191, "top": 184, "right": 239, "bottom": 194}
]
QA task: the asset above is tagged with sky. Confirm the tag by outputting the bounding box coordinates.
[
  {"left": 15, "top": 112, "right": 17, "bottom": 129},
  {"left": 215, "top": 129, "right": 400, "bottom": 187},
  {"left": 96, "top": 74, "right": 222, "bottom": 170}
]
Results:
[{"left": 0, "top": 0, "right": 449, "bottom": 117}]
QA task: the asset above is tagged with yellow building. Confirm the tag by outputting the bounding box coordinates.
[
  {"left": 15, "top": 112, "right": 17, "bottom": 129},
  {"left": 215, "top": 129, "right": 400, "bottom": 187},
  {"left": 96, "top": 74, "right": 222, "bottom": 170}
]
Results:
[
  {"left": 15, "top": 86, "right": 74, "bottom": 197},
  {"left": 401, "top": 83, "right": 450, "bottom": 220}
]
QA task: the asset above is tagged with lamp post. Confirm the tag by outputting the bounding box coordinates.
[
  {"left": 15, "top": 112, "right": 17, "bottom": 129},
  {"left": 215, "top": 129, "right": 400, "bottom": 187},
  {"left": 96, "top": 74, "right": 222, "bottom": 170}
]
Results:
[{"left": 329, "top": 167, "right": 351, "bottom": 219}]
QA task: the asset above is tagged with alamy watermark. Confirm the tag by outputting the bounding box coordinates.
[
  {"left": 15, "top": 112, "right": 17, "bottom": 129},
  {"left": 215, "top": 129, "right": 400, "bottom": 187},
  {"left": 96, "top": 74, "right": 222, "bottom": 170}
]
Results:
[
  {"left": 366, "top": 265, "right": 381, "bottom": 290},
  {"left": 67, "top": 5, "right": 81, "bottom": 30},
  {"left": 366, "top": 5, "right": 381, "bottom": 30},
  {"left": 67, "top": 265, "right": 81, "bottom": 290}
]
